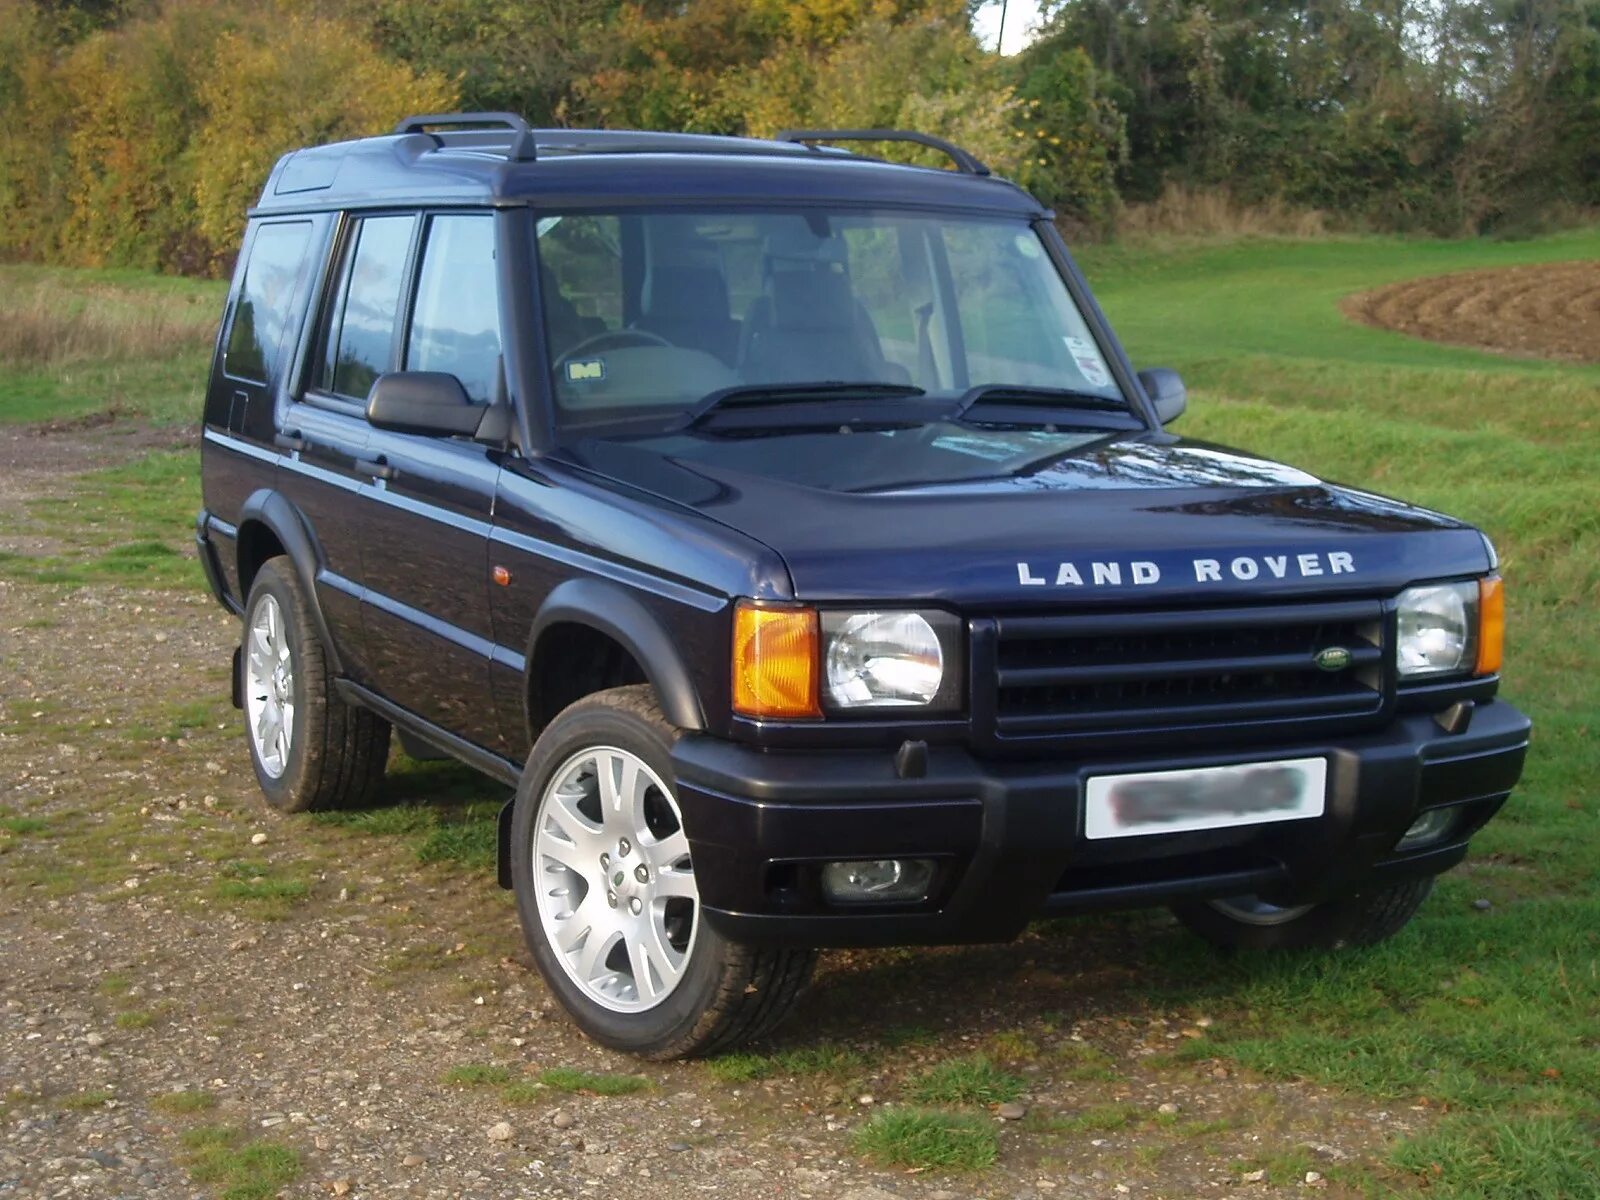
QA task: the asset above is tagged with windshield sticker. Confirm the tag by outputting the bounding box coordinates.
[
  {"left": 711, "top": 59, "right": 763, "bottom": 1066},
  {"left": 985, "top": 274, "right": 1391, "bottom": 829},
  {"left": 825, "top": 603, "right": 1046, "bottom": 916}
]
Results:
[
  {"left": 565, "top": 358, "right": 605, "bottom": 382},
  {"left": 1065, "top": 336, "right": 1111, "bottom": 389}
]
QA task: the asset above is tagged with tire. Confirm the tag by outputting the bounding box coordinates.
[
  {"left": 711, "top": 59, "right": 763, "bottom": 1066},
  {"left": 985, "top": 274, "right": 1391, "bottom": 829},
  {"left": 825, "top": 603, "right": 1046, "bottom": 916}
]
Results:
[
  {"left": 240, "top": 557, "right": 391, "bottom": 813},
  {"left": 1172, "top": 877, "right": 1434, "bottom": 952},
  {"left": 510, "top": 685, "right": 816, "bottom": 1059}
]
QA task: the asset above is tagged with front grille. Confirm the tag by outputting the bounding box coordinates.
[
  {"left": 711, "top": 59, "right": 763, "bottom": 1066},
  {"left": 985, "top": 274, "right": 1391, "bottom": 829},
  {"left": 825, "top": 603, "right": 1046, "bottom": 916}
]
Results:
[{"left": 979, "top": 599, "right": 1388, "bottom": 743}]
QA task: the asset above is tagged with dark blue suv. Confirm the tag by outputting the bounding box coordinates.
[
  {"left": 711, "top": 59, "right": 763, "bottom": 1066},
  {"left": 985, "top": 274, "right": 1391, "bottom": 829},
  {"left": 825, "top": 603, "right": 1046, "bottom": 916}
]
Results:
[{"left": 196, "top": 113, "right": 1531, "bottom": 1058}]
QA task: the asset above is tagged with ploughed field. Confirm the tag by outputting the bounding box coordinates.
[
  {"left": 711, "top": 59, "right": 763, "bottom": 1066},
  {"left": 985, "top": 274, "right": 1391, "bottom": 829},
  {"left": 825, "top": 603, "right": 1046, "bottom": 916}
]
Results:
[
  {"left": 2, "top": 231, "right": 1599, "bottom": 1200},
  {"left": 1344, "top": 260, "right": 1600, "bottom": 365}
]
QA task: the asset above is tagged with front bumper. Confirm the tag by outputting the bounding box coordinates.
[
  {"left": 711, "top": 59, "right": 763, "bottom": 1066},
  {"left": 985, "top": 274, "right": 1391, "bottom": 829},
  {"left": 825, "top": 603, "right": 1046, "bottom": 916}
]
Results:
[{"left": 672, "top": 700, "right": 1531, "bottom": 947}]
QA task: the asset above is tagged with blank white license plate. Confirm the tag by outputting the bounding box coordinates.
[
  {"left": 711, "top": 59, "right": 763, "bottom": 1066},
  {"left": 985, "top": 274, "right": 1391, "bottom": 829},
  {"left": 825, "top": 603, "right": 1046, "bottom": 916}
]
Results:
[{"left": 1084, "top": 757, "right": 1327, "bottom": 840}]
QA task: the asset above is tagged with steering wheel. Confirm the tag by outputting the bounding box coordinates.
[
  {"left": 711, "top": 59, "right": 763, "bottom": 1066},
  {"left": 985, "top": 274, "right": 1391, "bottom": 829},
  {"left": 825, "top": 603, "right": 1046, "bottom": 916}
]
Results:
[{"left": 557, "top": 328, "right": 672, "bottom": 363}]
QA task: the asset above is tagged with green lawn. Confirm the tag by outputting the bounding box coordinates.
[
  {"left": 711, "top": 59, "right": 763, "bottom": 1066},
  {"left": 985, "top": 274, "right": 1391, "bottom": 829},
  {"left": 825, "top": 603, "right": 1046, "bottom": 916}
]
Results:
[
  {"left": 0, "top": 264, "right": 222, "bottom": 426},
  {"left": 1076, "top": 230, "right": 1600, "bottom": 1197},
  {"left": 3, "top": 232, "right": 1598, "bottom": 1194}
]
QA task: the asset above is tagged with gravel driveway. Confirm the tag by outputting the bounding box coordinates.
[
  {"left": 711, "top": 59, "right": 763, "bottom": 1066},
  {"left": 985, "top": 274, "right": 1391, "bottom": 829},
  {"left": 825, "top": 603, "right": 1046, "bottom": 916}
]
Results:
[{"left": 0, "top": 423, "right": 1420, "bottom": 1199}]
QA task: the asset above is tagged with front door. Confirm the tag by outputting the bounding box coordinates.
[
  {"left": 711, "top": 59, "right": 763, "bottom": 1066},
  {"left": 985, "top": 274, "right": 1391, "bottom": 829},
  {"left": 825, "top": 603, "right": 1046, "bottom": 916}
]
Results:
[{"left": 356, "top": 211, "right": 507, "bottom": 751}]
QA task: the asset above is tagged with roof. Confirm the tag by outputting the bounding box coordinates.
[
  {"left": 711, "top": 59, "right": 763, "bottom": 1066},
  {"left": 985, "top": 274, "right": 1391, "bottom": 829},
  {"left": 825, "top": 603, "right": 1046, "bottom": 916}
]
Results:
[{"left": 253, "top": 127, "right": 1046, "bottom": 218}]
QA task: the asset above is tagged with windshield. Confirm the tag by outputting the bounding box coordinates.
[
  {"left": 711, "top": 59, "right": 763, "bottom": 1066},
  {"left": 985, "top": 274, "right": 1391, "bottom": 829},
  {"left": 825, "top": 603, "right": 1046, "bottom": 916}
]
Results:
[{"left": 535, "top": 209, "right": 1126, "bottom": 429}]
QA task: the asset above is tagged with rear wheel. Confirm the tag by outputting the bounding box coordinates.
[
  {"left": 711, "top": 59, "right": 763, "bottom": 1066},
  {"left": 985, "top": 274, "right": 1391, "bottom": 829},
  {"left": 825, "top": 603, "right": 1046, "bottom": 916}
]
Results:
[
  {"left": 241, "top": 558, "right": 391, "bottom": 813},
  {"left": 511, "top": 686, "right": 815, "bottom": 1058},
  {"left": 1172, "top": 878, "right": 1434, "bottom": 951}
]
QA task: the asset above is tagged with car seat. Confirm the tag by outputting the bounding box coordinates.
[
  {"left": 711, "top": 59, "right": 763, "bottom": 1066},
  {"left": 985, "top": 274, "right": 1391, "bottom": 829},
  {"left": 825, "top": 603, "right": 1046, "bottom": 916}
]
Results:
[
  {"left": 738, "top": 230, "right": 908, "bottom": 384},
  {"left": 635, "top": 264, "right": 741, "bottom": 366}
]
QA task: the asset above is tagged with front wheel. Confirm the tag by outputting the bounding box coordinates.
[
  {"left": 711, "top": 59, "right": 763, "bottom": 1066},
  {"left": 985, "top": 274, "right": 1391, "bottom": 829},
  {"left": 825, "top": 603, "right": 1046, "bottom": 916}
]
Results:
[
  {"left": 1172, "top": 877, "right": 1434, "bottom": 951},
  {"left": 510, "top": 686, "right": 815, "bottom": 1058}
]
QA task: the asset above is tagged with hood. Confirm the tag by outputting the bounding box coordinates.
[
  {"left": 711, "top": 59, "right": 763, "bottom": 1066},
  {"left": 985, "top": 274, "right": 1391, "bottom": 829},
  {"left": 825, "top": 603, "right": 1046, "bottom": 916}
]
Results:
[{"left": 561, "top": 423, "right": 1489, "bottom": 607}]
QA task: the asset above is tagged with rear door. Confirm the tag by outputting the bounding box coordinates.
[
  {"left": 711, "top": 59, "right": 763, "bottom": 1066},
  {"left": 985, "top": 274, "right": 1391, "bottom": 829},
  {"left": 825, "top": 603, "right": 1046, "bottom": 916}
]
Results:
[
  {"left": 356, "top": 211, "right": 507, "bottom": 751},
  {"left": 279, "top": 212, "right": 419, "bottom": 684}
]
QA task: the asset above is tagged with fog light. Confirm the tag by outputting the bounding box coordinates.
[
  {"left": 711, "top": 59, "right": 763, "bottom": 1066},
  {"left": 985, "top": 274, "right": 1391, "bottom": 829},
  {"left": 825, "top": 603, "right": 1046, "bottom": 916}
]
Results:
[
  {"left": 1397, "top": 808, "right": 1455, "bottom": 850},
  {"left": 820, "top": 858, "right": 935, "bottom": 903}
]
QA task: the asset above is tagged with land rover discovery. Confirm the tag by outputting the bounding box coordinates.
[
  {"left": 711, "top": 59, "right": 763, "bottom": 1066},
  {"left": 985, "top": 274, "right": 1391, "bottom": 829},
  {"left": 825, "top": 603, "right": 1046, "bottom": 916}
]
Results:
[{"left": 195, "top": 114, "right": 1531, "bottom": 1057}]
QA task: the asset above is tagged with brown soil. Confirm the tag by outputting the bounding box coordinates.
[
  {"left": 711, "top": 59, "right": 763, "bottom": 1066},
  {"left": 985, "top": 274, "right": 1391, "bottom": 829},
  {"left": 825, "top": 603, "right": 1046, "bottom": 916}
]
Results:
[{"left": 1343, "top": 260, "right": 1600, "bottom": 363}]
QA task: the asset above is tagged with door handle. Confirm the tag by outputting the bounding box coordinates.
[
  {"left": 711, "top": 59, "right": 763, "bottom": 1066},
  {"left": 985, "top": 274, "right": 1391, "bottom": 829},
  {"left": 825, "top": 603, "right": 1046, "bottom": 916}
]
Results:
[
  {"left": 354, "top": 455, "right": 397, "bottom": 482},
  {"left": 273, "top": 430, "right": 305, "bottom": 453}
]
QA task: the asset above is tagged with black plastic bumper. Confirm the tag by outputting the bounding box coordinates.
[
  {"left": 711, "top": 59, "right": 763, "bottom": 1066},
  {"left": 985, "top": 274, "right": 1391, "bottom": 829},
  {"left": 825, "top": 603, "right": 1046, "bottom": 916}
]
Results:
[{"left": 671, "top": 700, "right": 1531, "bottom": 948}]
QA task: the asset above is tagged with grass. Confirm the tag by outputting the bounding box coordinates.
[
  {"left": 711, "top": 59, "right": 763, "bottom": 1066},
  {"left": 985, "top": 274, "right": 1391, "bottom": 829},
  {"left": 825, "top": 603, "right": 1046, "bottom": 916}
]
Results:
[
  {"left": 153, "top": 1089, "right": 218, "bottom": 1115},
  {"left": 853, "top": 1107, "right": 999, "bottom": 1171},
  {"left": 212, "top": 862, "right": 310, "bottom": 918},
  {"left": 312, "top": 766, "right": 503, "bottom": 875},
  {"left": 0, "top": 450, "right": 202, "bottom": 591},
  {"left": 1030, "top": 1102, "right": 1143, "bottom": 1135},
  {"left": 705, "top": 1042, "right": 866, "bottom": 1083},
  {"left": 442, "top": 1063, "right": 513, "bottom": 1088},
  {"left": 60, "top": 1089, "right": 114, "bottom": 1111},
  {"left": 1072, "top": 226, "right": 1600, "bottom": 1197},
  {"left": 536, "top": 1067, "right": 652, "bottom": 1096},
  {"left": 0, "top": 816, "right": 51, "bottom": 836},
  {"left": 1390, "top": 1113, "right": 1600, "bottom": 1200},
  {"left": 179, "top": 1125, "right": 300, "bottom": 1200},
  {"left": 0, "top": 264, "right": 221, "bottom": 426},
  {"left": 443, "top": 1063, "right": 650, "bottom": 1104},
  {"left": 909, "top": 1056, "right": 1025, "bottom": 1106}
]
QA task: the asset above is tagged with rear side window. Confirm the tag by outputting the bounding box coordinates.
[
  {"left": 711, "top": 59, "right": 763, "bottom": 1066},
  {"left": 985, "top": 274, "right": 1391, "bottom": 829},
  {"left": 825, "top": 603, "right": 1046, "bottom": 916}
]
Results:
[
  {"left": 405, "top": 215, "right": 500, "bottom": 405},
  {"left": 224, "top": 221, "right": 312, "bottom": 384},
  {"left": 314, "top": 214, "right": 416, "bottom": 401}
]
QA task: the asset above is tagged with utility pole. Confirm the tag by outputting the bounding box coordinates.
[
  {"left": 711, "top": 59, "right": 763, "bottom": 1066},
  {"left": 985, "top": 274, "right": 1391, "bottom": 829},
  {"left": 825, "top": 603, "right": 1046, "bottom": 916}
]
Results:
[{"left": 996, "top": 0, "right": 1009, "bottom": 53}]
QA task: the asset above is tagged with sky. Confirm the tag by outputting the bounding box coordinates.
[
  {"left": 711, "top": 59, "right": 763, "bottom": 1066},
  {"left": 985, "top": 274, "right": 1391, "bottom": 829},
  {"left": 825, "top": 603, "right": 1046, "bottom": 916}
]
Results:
[{"left": 970, "top": 0, "right": 1050, "bottom": 56}]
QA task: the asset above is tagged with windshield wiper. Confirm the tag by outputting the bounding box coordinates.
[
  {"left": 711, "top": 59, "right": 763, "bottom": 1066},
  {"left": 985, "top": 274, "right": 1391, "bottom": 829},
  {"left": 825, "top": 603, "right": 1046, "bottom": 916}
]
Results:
[
  {"left": 677, "top": 382, "right": 925, "bottom": 430},
  {"left": 954, "top": 384, "right": 1131, "bottom": 419}
]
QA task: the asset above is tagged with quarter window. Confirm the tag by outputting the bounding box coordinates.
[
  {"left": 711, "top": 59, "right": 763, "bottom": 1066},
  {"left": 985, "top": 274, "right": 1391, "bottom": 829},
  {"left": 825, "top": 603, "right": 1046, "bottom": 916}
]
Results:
[
  {"left": 405, "top": 215, "right": 501, "bottom": 405},
  {"left": 223, "top": 221, "right": 312, "bottom": 384},
  {"left": 314, "top": 214, "right": 416, "bottom": 400}
]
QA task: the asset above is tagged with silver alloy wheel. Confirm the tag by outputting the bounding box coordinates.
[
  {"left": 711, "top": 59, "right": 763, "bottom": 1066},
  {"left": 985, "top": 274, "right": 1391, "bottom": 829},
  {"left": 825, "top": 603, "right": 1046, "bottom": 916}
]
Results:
[
  {"left": 533, "top": 746, "right": 699, "bottom": 1013},
  {"left": 244, "top": 594, "right": 295, "bottom": 779},
  {"left": 1208, "top": 894, "right": 1315, "bottom": 927}
]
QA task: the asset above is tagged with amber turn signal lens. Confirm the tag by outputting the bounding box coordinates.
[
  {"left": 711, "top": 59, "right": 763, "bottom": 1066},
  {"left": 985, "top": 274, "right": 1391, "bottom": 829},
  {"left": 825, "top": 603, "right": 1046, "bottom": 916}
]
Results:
[
  {"left": 732, "top": 603, "right": 820, "bottom": 719},
  {"left": 1476, "top": 575, "right": 1504, "bottom": 676}
]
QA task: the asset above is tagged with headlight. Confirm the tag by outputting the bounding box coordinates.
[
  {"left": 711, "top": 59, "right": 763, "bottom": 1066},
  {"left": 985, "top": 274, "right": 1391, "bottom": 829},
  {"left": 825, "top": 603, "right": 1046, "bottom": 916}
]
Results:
[
  {"left": 822, "top": 611, "right": 959, "bottom": 710},
  {"left": 1396, "top": 581, "right": 1478, "bottom": 678}
]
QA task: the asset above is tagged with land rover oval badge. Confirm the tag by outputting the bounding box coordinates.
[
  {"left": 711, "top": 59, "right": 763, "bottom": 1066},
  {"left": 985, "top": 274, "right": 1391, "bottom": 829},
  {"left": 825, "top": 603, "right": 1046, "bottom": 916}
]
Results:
[{"left": 1314, "top": 646, "right": 1353, "bottom": 672}]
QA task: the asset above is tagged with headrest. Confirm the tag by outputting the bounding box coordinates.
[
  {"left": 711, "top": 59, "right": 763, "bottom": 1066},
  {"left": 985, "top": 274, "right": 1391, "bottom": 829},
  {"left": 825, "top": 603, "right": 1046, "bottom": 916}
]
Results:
[{"left": 642, "top": 265, "right": 731, "bottom": 317}]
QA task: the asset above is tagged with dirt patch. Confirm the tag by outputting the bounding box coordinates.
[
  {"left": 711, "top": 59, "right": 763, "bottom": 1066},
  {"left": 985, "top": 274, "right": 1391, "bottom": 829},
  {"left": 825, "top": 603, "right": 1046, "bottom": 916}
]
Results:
[
  {"left": 0, "top": 415, "right": 194, "bottom": 520},
  {"left": 1343, "top": 260, "right": 1600, "bottom": 363}
]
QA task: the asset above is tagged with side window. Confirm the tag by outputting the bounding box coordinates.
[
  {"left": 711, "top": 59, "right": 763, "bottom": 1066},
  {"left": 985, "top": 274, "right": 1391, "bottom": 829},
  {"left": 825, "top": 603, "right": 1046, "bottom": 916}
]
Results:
[
  {"left": 405, "top": 215, "right": 501, "bottom": 405},
  {"left": 224, "top": 221, "right": 312, "bottom": 384},
  {"left": 313, "top": 214, "right": 416, "bottom": 401}
]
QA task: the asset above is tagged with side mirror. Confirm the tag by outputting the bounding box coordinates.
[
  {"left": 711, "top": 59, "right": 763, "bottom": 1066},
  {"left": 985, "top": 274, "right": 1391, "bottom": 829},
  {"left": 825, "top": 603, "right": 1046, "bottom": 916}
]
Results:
[
  {"left": 366, "top": 372, "right": 483, "bottom": 437},
  {"left": 1137, "top": 367, "right": 1187, "bottom": 425}
]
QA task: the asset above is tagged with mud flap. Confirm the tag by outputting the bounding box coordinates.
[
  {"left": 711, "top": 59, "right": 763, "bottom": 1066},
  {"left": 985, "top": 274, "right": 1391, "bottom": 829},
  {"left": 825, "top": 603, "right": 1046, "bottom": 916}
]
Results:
[
  {"left": 231, "top": 646, "right": 242, "bottom": 709},
  {"left": 497, "top": 798, "right": 515, "bottom": 890}
]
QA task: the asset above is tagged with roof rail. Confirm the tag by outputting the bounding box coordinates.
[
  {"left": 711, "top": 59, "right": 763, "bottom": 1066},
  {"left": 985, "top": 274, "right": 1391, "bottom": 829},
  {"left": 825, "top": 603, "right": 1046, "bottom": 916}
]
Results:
[
  {"left": 392, "top": 111, "right": 537, "bottom": 162},
  {"left": 774, "top": 128, "right": 991, "bottom": 177}
]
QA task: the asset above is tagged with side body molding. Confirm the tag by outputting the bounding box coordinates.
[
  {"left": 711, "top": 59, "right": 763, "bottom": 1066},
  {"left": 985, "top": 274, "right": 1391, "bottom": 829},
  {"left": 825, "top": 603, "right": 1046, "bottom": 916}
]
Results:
[
  {"left": 236, "top": 488, "right": 344, "bottom": 676},
  {"left": 527, "top": 577, "right": 708, "bottom": 733}
]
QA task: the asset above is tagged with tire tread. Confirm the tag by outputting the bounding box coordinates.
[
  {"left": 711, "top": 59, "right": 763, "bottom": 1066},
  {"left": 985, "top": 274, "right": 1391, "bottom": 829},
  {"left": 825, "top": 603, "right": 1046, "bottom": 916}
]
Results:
[{"left": 246, "top": 558, "right": 390, "bottom": 813}]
